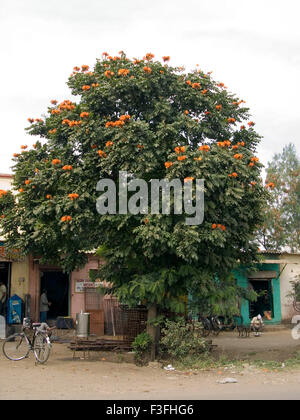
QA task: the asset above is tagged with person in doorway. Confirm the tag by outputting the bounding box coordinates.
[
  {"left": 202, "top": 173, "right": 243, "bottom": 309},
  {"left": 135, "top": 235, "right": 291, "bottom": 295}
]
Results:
[
  {"left": 0, "top": 280, "right": 7, "bottom": 316},
  {"left": 40, "top": 289, "right": 51, "bottom": 322},
  {"left": 251, "top": 314, "right": 264, "bottom": 336}
]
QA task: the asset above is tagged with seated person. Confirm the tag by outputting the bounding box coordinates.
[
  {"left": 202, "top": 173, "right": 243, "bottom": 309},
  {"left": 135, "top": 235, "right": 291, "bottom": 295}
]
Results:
[{"left": 251, "top": 314, "right": 264, "bottom": 336}]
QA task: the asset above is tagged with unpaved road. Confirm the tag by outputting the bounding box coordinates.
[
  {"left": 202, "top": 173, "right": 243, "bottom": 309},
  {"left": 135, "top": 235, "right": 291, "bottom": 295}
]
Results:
[{"left": 1, "top": 330, "right": 300, "bottom": 400}]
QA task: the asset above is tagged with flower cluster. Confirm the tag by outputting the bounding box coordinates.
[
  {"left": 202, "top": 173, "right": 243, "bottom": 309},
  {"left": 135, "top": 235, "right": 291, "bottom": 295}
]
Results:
[
  {"left": 211, "top": 224, "right": 226, "bottom": 231},
  {"left": 0, "top": 190, "right": 7, "bottom": 198},
  {"left": 68, "top": 193, "right": 79, "bottom": 200},
  {"left": 118, "top": 68, "right": 130, "bottom": 76},
  {"left": 52, "top": 159, "right": 61, "bottom": 165},
  {"left": 198, "top": 145, "right": 210, "bottom": 152},
  {"left": 105, "top": 114, "right": 131, "bottom": 128},
  {"left": 62, "top": 119, "right": 82, "bottom": 127},
  {"left": 61, "top": 216, "right": 72, "bottom": 222}
]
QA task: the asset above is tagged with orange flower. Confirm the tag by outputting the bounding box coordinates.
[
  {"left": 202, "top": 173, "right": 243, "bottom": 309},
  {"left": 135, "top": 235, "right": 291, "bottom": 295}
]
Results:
[
  {"left": 0, "top": 190, "right": 7, "bottom": 198},
  {"left": 104, "top": 70, "right": 114, "bottom": 78},
  {"left": 118, "top": 68, "right": 130, "bottom": 76},
  {"left": 217, "top": 141, "right": 225, "bottom": 147},
  {"left": 266, "top": 182, "right": 275, "bottom": 189},
  {"left": 137, "top": 144, "right": 144, "bottom": 149},
  {"left": 50, "top": 99, "right": 58, "bottom": 104},
  {"left": 13, "top": 153, "right": 20, "bottom": 158},
  {"left": 18, "top": 188, "right": 24, "bottom": 193},
  {"left": 119, "top": 114, "right": 131, "bottom": 121},
  {"left": 177, "top": 155, "right": 187, "bottom": 161},
  {"left": 201, "top": 89, "right": 208, "bottom": 95},
  {"left": 221, "top": 225, "right": 226, "bottom": 231},
  {"left": 91, "top": 144, "right": 97, "bottom": 149},
  {"left": 81, "top": 65, "right": 89, "bottom": 72},
  {"left": 184, "top": 110, "right": 189, "bottom": 115},
  {"left": 144, "top": 53, "right": 155, "bottom": 61},
  {"left": 250, "top": 181, "right": 256, "bottom": 186},
  {"left": 61, "top": 215, "right": 72, "bottom": 222},
  {"left": 24, "top": 180, "right": 31, "bottom": 185},
  {"left": 52, "top": 159, "right": 61, "bottom": 165},
  {"left": 248, "top": 121, "right": 255, "bottom": 126},
  {"left": 62, "top": 165, "right": 72, "bottom": 170},
  {"left": 21, "top": 145, "right": 28, "bottom": 150},
  {"left": 164, "top": 161, "right": 173, "bottom": 169},
  {"left": 46, "top": 194, "right": 52, "bottom": 199},
  {"left": 215, "top": 105, "right": 222, "bottom": 110},
  {"left": 234, "top": 153, "right": 243, "bottom": 159},
  {"left": 184, "top": 177, "right": 194, "bottom": 183},
  {"left": 240, "top": 125, "right": 246, "bottom": 130},
  {"left": 162, "top": 56, "right": 170, "bottom": 62},
  {"left": 68, "top": 193, "right": 79, "bottom": 200},
  {"left": 82, "top": 85, "right": 91, "bottom": 91},
  {"left": 0, "top": 215, "right": 5, "bottom": 219},
  {"left": 231, "top": 172, "right": 238, "bottom": 178},
  {"left": 48, "top": 128, "right": 57, "bottom": 135},
  {"left": 80, "top": 112, "right": 89, "bottom": 118},
  {"left": 194, "top": 157, "right": 202, "bottom": 161},
  {"left": 186, "top": 80, "right": 192, "bottom": 86},
  {"left": 198, "top": 145, "right": 210, "bottom": 152},
  {"left": 143, "top": 66, "right": 152, "bottom": 74},
  {"left": 192, "top": 83, "right": 200, "bottom": 89},
  {"left": 105, "top": 141, "right": 113, "bottom": 148},
  {"left": 98, "top": 150, "right": 107, "bottom": 158},
  {"left": 249, "top": 162, "right": 255, "bottom": 167},
  {"left": 227, "top": 118, "right": 236, "bottom": 123},
  {"left": 232, "top": 145, "right": 239, "bottom": 150},
  {"left": 250, "top": 156, "right": 259, "bottom": 162},
  {"left": 211, "top": 223, "right": 217, "bottom": 229},
  {"left": 27, "top": 118, "right": 34, "bottom": 123}
]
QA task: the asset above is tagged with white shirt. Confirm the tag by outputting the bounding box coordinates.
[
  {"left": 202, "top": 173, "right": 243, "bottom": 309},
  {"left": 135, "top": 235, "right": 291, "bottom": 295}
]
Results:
[{"left": 0, "top": 284, "right": 7, "bottom": 303}]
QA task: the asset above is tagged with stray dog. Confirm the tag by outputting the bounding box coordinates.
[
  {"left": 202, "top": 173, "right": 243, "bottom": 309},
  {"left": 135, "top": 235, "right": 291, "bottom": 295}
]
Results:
[{"left": 237, "top": 324, "right": 251, "bottom": 338}]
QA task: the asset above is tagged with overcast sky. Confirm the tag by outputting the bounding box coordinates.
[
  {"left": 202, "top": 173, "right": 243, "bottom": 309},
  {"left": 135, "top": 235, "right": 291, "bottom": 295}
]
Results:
[{"left": 0, "top": 0, "right": 299, "bottom": 176}]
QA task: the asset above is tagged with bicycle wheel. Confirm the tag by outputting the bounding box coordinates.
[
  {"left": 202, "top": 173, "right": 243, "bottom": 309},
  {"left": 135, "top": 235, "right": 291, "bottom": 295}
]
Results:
[
  {"left": 33, "top": 333, "right": 51, "bottom": 364},
  {"left": 2, "top": 333, "right": 30, "bottom": 361}
]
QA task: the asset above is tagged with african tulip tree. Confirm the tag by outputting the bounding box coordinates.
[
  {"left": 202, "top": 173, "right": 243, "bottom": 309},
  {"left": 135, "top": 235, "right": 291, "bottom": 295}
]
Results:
[{"left": 1, "top": 52, "right": 267, "bottom": 341}]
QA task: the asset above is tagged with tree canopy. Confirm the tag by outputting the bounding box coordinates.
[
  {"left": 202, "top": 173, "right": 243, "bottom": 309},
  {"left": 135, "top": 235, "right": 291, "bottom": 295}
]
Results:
[
  {"left": 260, "top": 143, "right": 300, "bottom": 252},
  {"left": 0, "top": 51, "right": 268, "bottom": 315}
]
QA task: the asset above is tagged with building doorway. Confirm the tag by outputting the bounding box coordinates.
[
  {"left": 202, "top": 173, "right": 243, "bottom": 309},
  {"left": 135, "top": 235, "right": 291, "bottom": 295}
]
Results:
[
  {"left": 0, "top": 262, "right": 11, "bottom": 316},
  {"left": 249, "top": 279, "right": 274, "bottom": 319},
  {"left": 40, "top": 270, "right": 69, "bottom": 320}
]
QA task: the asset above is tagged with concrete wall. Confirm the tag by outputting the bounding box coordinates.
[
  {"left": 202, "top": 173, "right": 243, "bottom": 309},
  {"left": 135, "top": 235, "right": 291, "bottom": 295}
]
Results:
[
  {"left": 279, "top": 253, "right": 300, "bottom": 322},
  {"left": 10, "top": 256, "right": 30, "bottom": 300},
  {"left": 70, "top": 256, "right": 100, "bottom": 319}
]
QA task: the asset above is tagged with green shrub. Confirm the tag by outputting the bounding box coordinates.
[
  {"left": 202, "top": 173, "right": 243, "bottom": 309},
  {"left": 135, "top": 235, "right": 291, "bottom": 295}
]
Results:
[
  {"left": 132, "top": 332, "right": 152, "bottom": 366},
  {"left": 160, "top": 317, "right": 210, "bottom": 361}
]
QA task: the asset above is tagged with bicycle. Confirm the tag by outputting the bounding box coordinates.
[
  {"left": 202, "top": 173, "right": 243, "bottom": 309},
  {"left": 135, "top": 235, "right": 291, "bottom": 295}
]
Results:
[{"left": 2, "top": 318, "right": 54, "bottom": 364}]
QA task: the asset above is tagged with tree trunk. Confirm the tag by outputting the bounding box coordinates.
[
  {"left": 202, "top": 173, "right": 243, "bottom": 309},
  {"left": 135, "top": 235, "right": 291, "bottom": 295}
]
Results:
[{"left": 147, "top": 304, "right": 158, "bottom": 361}]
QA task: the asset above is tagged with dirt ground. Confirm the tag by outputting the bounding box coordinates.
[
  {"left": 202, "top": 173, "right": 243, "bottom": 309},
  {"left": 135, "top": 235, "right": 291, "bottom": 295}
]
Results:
[{"left": 1, "top": 328, "right": 300, "bottom": 400}]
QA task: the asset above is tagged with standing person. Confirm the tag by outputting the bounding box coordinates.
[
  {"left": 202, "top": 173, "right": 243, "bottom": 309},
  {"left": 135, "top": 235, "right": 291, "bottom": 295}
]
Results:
[
  {"left": 0, "top": 280, "right": 7, "bottom": 316},
  {"left": 40, "top": 289, "right": 51, "bottom": 322},
  {"left": 251, "top": 314, "right": 264, "bottom": 336}
]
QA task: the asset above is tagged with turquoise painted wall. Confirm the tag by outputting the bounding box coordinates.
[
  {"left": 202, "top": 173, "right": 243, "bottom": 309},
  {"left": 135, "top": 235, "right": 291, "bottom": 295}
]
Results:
[{"left": 235, "top": 262, "right": 281, "bottom": 325}]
